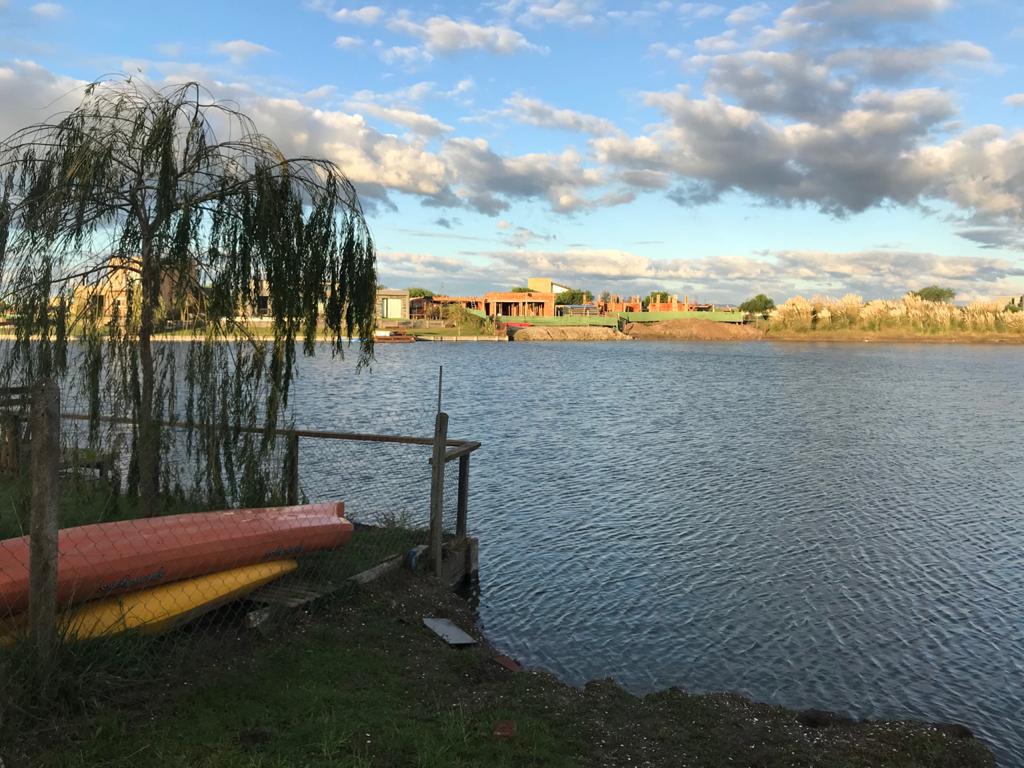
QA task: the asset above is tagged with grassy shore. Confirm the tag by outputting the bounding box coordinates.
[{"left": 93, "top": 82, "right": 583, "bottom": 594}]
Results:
[
  {"left": 4, "top": 570, "right": 994, "bottom": 768},
  {"left": 0, "top": 475, "right": 996, "bottom": 767}
]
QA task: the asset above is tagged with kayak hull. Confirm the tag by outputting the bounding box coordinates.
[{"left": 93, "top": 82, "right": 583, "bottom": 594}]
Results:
[
  {"left": 2, "top": 560, "right": 298, "bottom": 643},
  {"left": 0, "top": 502, "right": 351, "bottom": 615}
]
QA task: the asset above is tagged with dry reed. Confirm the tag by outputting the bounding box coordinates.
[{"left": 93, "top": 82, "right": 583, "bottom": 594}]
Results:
[{"left": 767, "top": 293, "right": 1024, "bottom": 335}]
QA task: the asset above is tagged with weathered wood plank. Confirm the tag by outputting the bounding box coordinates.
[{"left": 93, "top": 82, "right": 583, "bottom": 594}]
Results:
[
  {"left": 428, "top": 412, "right": 449, "bottom": 576},
  {"left": 29, "top": 378, "right": 60, "bottom": 671}
]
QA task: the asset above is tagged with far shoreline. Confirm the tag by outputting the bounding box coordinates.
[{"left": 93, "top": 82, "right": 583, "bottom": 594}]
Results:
[{"left": 4, "top": 322, "right": 1024, "bottom": 347}]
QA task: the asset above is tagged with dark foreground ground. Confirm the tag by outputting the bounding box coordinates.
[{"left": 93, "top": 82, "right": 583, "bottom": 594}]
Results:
[{"left": 5, "top": 571, "right": 994, "bottom": 768}]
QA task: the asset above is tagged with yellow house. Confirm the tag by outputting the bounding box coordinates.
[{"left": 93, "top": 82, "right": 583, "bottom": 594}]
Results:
[{"left": 527, "top": 277, "right": 573, "bottom": 295}]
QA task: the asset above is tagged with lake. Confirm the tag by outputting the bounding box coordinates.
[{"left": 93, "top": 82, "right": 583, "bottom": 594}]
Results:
[{"left": 288, "top": 340, "right": 1024, "bottom": 764}]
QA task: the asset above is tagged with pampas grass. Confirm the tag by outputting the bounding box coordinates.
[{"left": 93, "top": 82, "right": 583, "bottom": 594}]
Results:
[{"left": 767, "top": 293, "right": 1024, "bottom": 335}]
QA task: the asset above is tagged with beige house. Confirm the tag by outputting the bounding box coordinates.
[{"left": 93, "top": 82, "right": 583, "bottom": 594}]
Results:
[
  {"left": 71, "top": 256, "right": 185, "bottom": 322},
  {"left": 377, "top": 289, "right": 410, "bottom": 322}
]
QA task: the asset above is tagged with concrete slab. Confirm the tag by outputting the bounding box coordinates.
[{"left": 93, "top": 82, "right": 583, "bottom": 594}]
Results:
[{"left": 423, "top": 617, "right": 477, "bottom": 647}]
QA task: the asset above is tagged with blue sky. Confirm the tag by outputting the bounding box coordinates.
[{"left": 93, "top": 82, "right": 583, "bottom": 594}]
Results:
[{"left": 2, "top": 0, "right": 1024, "bottom": 302}]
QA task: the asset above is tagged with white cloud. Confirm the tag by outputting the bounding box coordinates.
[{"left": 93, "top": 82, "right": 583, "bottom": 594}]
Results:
[
  {"left": 783, "top": 0, "right": 952, "bottom": 25},
  {"left": 606, "top": 8, "right": 657, "bottom": 23},
  {"left": 447, "top": 78, "right": 475, "bottom": 98},
  {"left": 346, "top": 101, "right": 453, "bottom": 137},
  {"left": 698, "top": 50, "right": 852, "bottom": 120},
  {"left": 239, "top": 96, "right": 449, "bottom": 203},
  {"left": 166, "top": 88, "right": 612, "bottom": 215},
  {"left": 915, "top": 126, "right": 1024, "bottom": 221},
  {"left": 503, "top": 225, "right": 556, "bottom": 247},
  {"left": 0, "top": 59, "right": 83, "bottom": 140},
  {"left": 695, "top": 30, "right": 739, "bottom": 53},
  {"left": 388, "top": 14, "right": 544, "bottom": 55},
  {"left": 332, "top": 5, "right": 384, "bottom": 24},
  {"left": 379, "top": 45, "right": 434, "bottom": 68},
  {"left": 211, "top": 40, "right": 273, "bottom": 64},
  {"left": 438, "top": 138, "right": 607, "bottom": 214},
  {"left": 649, "top": 42, "right": 686, "bottom": 62},
  {"left": 726, "top": 2, "right": 770, "bottom": 25},
  {"left": 30, "top": 3, "right": 64, "bottom": 18},
  {"left": 762, "top": 0, "right": 953, "bottom": 44},
  {"left": 826, "top": 41, "right": 993, "bottom": 83},
  {"left": 504, "top": 93, "right": 619, "bottom": 135},
  {"left": 303, "top": 84, "right": 336, "bottom": 100},
  {"left": 519, "top": 0, "right": 598, "bottom": 26},
  {"left": 595, "top": 87, "right": 958, "bottom": 215},
  {"left": 334, "top": 35, "right": 364, "bottom": 49},
  {"left": 351, "top": 81, "right": 436, "bottom": 104},
  {"left": 679, "top": 3, "right": 725, "bottom": 19},
  {"left": 1005, "top": 94, "right": 1024, "bottom": 108},
  {"left": 155, "top": 42, "right": 183, "bottom": 57}
]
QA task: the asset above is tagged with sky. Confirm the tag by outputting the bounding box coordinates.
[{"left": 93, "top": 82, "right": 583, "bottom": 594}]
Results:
[{"left": 2, "top": 0, "right": 1024, "bottom": 303}]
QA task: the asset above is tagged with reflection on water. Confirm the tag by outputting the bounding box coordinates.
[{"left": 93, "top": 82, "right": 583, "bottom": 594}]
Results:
[{"left": 289, "top": 340, "right": 1024, "bottom": 764}]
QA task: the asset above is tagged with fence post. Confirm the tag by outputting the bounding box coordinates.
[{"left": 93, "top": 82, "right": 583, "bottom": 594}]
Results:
[
  {"left": 428, "top": 412, "right": 449, "bottom": 576},
  {"left": 29, "top": 377, "right": 60, "bottom": 671},
  {"left": 285, "top": 431, "right": 299, "bottom": 505},
  {"left": 456, "top": 454, "right": 469, "bottom": 538}
]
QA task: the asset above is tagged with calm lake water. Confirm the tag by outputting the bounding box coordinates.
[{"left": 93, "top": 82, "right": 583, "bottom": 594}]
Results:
[{"left": 289, "top": 340, "right": 1024, "bottom": 764}]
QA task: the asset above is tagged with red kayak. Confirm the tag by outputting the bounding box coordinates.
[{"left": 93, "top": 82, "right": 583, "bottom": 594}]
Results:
[{"left": 0, "top": 502, "right": 352, "bottom": 615}]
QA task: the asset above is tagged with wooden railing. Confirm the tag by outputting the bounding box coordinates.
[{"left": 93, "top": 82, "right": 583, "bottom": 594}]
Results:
[{"left": 59, "top": 410, "right": 482, "bottom": 575}]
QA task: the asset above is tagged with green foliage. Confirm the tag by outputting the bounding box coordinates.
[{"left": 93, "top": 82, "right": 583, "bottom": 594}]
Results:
[
  {"left": 555, "top": 289, "right": 594, "bottom": 305},
  {"left": 641, "top": 291, "right": 671, "bottom": 310},
  {"left": 407, "top": 287, "right": 434, "bottom": 298},
  {"left": 1006, "top": 297, "right": 1023, "bottom": 313},
  {"left": 0, "top": 78, "right": 378, "bottom": 510},
  {"left": 739, "top": 294, "right": 776, "bottom": 315},
  {"left": 913, "top": 286, "right": 956, "bottom": 303},
  {"left": 510, "top": 286, "right": 532, "bottom": 293},
  {"left": 599, "top": 290, "right": 611, "bottom": 303},
  {"left": 442, "top": 303, "right": 494, "bottom": 335}
]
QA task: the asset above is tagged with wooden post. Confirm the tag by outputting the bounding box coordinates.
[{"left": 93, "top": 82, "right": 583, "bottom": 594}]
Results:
[
  {"left": 428, "top": 412, "right": 449, "bottom": 576},
  {"left": 285, "top": 431, "right": 299, "bottom": 505},
  {"left": 29, "top": 378, "right": 60, "bottom": 670},
  {"left": 456, "top": 454, "right": 469, "bottom": 538}
]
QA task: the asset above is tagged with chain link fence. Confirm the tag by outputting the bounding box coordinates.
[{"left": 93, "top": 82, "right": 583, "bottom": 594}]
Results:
[{"left": 0, "top": 380, "right": 479, "bottom": 742}]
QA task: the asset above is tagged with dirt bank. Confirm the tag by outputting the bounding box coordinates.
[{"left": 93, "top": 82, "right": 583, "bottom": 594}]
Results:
[
  {"left": 625, "top": 318, "right": 765, "bottom": 341},
  {"left": 512, "top": 325, "right": 631, "bottom": 341}
]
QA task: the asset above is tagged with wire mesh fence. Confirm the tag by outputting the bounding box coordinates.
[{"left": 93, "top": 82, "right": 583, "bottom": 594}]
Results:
[{"left": 0, "top": 380, "right": 479, "bottom": 739}]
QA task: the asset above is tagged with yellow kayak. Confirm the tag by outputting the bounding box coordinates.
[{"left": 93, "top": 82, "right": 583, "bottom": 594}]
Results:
[{"left": 2, "top": 559, "right": 296, "bottom": 643}]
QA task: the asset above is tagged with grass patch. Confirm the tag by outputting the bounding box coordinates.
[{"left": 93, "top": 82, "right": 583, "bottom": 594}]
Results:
[
  {"left": 0, "top": 473, "right": 210, "bottom": 540},
  {"left": 301, "top": 523, "right": 425, "bottom": 585},
  {"left": 14, "top": 576, "right": 587, "bottom": 768}
]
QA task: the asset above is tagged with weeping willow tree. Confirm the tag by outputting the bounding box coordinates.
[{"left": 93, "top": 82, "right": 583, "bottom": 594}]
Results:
[{"left": 0, "top": 78, "right": 377, "bottom": 513}]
